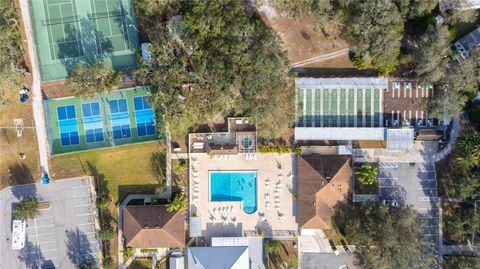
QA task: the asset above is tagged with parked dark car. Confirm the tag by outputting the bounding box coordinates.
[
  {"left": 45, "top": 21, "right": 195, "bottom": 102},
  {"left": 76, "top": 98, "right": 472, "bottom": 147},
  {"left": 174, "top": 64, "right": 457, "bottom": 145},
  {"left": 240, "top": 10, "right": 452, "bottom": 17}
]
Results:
[{"left": 340, "top": 239, "right": 351, "bottom": 254}]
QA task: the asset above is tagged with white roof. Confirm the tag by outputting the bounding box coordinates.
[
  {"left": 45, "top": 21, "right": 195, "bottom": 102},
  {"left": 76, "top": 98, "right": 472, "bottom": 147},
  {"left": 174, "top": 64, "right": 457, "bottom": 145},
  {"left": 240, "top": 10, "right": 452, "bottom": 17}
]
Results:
[
  {"left": 12, "top": 220, "right": 26, "bottom": 250},
  {"left": 188, "top": 246, "right": 249, "bottom": 269},
  {"left": 386, "top": 128, "right": 414, "bottom": 151},
  {"left": 212, "top": 237, "right": 265, "bottom": 269},
  {"left": 296, "top": 77, "right": 388, "bottom": 90},
  {"left": 295, "top": 127, "right": 386, "bottom": 141},
  {"left": 169, "top": 256, "right": 185, "bottom": 269}
]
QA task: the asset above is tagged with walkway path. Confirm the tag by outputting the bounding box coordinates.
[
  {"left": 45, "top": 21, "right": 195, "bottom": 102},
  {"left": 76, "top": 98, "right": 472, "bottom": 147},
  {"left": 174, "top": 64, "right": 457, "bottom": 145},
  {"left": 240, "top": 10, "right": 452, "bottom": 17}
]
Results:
[
  {"left": 19, "top": 0, "right": 50, "bottom": 176},
  {"left": 435, "top": 117, "right": 461, "bottom": 162},
  {"left": 291, "top": 48, "right": 349, "bottom": 67}
]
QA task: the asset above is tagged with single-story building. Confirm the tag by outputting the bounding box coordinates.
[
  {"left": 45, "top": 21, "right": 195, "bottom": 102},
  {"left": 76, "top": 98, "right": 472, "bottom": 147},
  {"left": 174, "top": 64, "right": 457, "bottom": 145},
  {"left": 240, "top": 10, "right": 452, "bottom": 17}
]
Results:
[
  {"left": 123, "top": 205, "right": 185, "bottom": 248},
  {"left": 187, "top": 237, "right": 264, "bottom": 269},
  {"left": 453, "top": 26, "right": 480, "bottom": 59}
]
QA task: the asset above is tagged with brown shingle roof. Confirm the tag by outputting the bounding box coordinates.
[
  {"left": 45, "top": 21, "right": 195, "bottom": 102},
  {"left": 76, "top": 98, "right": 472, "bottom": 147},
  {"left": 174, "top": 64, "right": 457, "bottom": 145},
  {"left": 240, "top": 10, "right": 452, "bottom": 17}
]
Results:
[
  {"left": 123, "top": 205, "right": 185, "bottom": 248},
  {"left": 298, "top": 155, "right": 352, "bottom": 230}
]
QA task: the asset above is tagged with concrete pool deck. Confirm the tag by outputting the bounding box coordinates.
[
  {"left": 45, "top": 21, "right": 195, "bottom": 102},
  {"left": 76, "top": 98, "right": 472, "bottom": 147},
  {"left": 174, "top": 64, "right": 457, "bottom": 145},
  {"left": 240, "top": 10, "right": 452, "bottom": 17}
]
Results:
[{"left": 189, "top": 153, "right": 298, "bottom": 238}]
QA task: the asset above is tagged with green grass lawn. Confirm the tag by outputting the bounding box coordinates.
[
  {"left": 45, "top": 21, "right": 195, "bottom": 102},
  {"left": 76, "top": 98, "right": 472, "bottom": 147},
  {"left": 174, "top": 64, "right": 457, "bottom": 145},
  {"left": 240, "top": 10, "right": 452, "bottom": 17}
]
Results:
[{"left": 50, "top": 141, "right": 166, "bottom": 204}]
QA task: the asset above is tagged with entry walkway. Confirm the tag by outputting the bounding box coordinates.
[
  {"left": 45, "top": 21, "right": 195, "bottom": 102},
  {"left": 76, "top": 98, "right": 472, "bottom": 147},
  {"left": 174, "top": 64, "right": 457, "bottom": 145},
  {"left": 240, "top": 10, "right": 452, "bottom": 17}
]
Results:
[{"left": 19, "top": 0, "right": 50, "bottom": 176}]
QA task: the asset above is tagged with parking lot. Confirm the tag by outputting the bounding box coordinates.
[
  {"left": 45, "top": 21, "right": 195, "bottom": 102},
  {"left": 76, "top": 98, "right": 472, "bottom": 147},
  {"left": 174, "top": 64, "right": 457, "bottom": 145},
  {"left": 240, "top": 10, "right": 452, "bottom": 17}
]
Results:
[
  {"left": 0, "top": 177, "right": 99, "bottom": 269},
  {"left": 378, "top": 162, "right": 439, "bottom": 242}
]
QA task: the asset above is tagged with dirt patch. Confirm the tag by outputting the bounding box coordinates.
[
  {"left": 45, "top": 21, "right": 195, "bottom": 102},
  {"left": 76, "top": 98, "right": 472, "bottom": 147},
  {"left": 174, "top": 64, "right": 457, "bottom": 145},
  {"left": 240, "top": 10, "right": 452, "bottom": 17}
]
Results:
[{"left": 258, "top": 5, "right": 351, "bottom": 68}]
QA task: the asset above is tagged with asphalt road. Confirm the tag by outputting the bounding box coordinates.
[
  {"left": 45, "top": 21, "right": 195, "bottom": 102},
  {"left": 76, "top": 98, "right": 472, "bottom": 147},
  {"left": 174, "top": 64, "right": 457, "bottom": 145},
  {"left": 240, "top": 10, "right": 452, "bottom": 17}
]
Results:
[{"left": 0, "top": 177, "right": 99, "bottom": 269}]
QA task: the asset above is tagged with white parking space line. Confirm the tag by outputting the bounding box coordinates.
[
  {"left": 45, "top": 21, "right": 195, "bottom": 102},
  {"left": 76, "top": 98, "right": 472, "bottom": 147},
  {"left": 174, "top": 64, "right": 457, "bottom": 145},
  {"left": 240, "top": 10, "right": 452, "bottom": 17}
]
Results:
[
  {"left": 72, "top": 185, "right": 89, "bottom": 189},
  {"left": 27, "top": 224, "right": 54, "bottom": 229},
  {"left": 78, "top": 222, "right": 94, "bottom": 226},
  {"left": 32, "top": 216, "right": 54, "bottom": 221},
  {"left": 417, "top": 188, "right": 437, "bottom": 190},
  {"left": 74, "top": 194, "right": 91, "bottom": 198},
  {"left": 38, "top": 240, "right": 56, "bottom": 245},
  {"left": 75, "top": 203, "right": 93, "bottom": 208},
  {"left": 30, "top": 232, "right": 56, "bottom": 237},
  {"left": 76, "top": 212, "right": 95, "bottom": 217}
]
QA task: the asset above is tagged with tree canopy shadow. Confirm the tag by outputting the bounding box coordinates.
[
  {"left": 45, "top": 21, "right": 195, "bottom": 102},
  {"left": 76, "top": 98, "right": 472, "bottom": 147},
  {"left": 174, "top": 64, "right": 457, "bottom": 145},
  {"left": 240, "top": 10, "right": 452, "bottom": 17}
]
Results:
[
  {"left": 66, "top": 228, "right": 99, "bottom": 268},
  {"left": 8, "top": 163, "right": 34, "bottom": 186},
  {"left": 17, "top": 240, "right": 47, "bottom": 269}
]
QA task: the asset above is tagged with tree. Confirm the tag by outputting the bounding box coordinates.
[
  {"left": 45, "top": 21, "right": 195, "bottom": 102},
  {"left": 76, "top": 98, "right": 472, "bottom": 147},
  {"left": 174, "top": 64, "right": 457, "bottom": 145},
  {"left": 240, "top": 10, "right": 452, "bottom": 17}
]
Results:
[
  {"left": 274, "top": 0, "right": 342, "bottom": 35},
  {"left": 457, "top": 131, "right": 480, "bottom": 165},
  {"left": 444, "top": 255, "right": 480, "bottom": 269},
  {"left": 166, "top": 193, "right": 187, "bottom": 212},
  {"left": 98, "top": 225, "right": 115, "bottom": 241},
  {"left": 0, "top": 0, "right": 27, "bottom": 102},
  {"left": 412, "top": 26, "right": 451, "bottom": 83},
  {"left": 102, "top": 256, "right": 114, "bottom": 269},
  {"left": 395, "top": 0, "right": 437, "bottom": 19},
  {"left": 342, "top": 0, "right": 404, "bottom": 74},
  {"left": 355, "top": 163, "right": 378, "bottom": 185},
  {"left": 65, "top": 62, "right": 122, "bottom": 97},
  {"left": 333, "top": 202, "right": 435, "bottom": 269},
  {"left": 143, "top": 0, "right": 294, "bottom": 139},
  {"left": 428, "top": 48, "right": 480, "bottom": 119},
  {"left": 13, "top": 196, "right": 39, "bottom": 221},
  {"left": 96, "top": 194, "right": 112, "bottom": 209},
  {"left": 265, "top": 240, "right": 279, "bottom": 255},
  {"left": 443, "top": 202, "right": 480, "bottom": 243}
]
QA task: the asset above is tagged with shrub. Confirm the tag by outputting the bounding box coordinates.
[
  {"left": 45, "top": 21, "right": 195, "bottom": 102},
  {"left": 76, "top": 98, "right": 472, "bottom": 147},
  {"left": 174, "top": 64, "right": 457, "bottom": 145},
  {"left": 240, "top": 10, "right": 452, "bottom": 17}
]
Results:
[
  {"left": 166, "top": 193, "right": 187, "bottom": 212},
  {"left": 355, "top": 163, "right": 378, "bottom": 185},
  {"left": 102, "top": 257, "right": 114, "bottom": 269},
  {"left": 99, "top": 225, "right": 116, "bottom": 241},
  {"left": 96, "top": 194, "right": 112, "bottom": 209},
  {"left": 258, "top": 145, "right": 291, "bottom": 154},
  {"left": 123, "top": 247, "right": 135, "bottom": 259},
  {"left": 140, "top": 248, "right": 158, "bottom": 253}
]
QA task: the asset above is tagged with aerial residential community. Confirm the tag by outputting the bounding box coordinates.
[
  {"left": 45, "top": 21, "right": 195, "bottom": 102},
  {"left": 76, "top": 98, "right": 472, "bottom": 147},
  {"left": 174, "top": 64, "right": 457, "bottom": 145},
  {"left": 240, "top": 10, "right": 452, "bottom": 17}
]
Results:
[{"left": 1, "top": 0, "right": 480, "bottom": 269}]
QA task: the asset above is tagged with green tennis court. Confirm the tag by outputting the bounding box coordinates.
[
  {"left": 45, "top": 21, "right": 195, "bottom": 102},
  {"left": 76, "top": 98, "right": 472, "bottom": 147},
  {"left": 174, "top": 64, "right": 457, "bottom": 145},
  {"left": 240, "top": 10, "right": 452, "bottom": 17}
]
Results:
[
  {"left": 323, "top": 89, "right": 330, "bottom": 127},
  {"left": 296, "top": 90, "right": 304, "bottom": 127},
  {"left": 44, "top": 87, "right": 162, "bottom": 155},
  {"left": 30, "top": 0, "right": 139, "bottom": 81},
  {"left": 314, "top": 90, "right": 321, "bottom": 127},
  {"left": 296, "top": 87, "right": 383, "bottom": 128},
  {"left": 357, "top": 89, "right": 363, "bottom": 127},
  {"left": 339, "top": 89, "right": 346, "bottom": 127},
  {"left": 305, "top": 89, "right": 312, "bottom": 127},
  {"left": 348, "top": 89, "right": 355, "bottom": 127}
]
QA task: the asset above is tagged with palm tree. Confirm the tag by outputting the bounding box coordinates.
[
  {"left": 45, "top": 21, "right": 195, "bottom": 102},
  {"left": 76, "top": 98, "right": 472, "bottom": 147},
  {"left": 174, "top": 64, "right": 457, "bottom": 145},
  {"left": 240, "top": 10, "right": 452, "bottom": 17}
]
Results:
[
  {"left": 166, "top": 193, "right": 187, "bottom": 212},
  {"left": 355, "top": 163, "right": 378, "bottom": 185},
  {"left": 456, "top": 132, "right": 480, "bottom": 167},
  {"left": 13, "top": 196, "right": 39, "bottom": 221}
]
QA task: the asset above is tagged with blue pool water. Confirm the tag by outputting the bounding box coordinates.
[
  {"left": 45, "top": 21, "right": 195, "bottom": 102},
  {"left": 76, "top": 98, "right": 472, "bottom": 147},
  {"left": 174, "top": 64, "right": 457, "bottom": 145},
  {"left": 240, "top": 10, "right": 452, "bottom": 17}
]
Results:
[{"left": 210, "top": 171, "right": 257, "bottom": 214}]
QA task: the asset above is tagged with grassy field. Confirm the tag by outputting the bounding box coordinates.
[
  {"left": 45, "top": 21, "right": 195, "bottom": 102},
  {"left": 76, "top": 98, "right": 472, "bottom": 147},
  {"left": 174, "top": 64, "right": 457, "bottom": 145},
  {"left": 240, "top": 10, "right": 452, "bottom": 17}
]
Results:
[
  {"left": 265, "top": 240, "right": 298, "bottom": 269},
  {"left": 50, "top": 141, "right": 166, "bottom": 204},
  {"left": 0, "top": 74, "right": 40, "bottom": 189}
]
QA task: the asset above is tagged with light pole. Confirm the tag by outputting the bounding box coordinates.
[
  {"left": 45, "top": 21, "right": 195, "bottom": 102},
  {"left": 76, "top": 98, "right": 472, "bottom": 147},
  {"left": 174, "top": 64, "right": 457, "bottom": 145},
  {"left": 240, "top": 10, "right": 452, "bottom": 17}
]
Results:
[{"left": 128, "top": 24, "right": 138, "bottom": 32}]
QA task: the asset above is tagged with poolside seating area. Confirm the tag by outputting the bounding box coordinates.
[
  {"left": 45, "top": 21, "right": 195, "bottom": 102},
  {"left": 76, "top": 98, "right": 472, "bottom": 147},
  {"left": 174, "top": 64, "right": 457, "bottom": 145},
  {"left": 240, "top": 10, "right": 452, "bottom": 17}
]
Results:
[{"left": 188, "top": 152, "right": 298, "bottom": 238}]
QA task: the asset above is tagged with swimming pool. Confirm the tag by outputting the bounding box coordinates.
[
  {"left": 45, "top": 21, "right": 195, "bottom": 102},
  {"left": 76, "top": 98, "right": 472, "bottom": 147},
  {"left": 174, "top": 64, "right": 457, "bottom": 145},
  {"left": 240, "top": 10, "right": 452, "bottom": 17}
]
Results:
[{"left": 210, "top": 171, "right": 257, "bottom": 214}]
